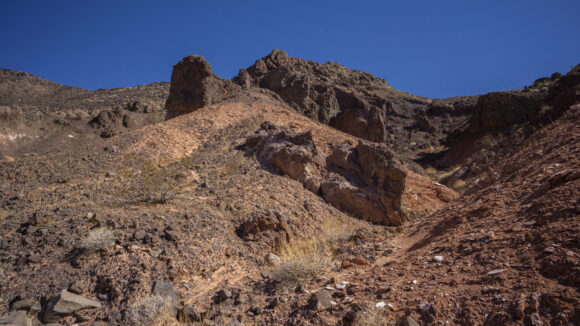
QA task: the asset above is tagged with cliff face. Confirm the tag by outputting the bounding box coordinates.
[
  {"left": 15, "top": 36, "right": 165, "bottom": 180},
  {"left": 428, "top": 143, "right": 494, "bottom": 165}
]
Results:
[{"left": 233, "top": 49, "right": 442, "bottom": 146}]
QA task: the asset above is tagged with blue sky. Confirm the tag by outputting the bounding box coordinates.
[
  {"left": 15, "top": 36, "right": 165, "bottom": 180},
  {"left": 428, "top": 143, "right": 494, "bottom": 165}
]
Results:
[{"left": 1, "top": 1, "right": 579, "bottom": 98}]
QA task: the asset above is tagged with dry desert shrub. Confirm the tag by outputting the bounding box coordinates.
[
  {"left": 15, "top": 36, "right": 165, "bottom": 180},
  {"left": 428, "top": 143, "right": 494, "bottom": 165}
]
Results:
[
  {"left": 351, "top": 305, "right": 389, "bottom": 326},
  {"left": 117, "top": 154, "right": 193, "bottom": 204},
  {"left": 319, "top": 216, "right": 360, "bottom": 243},
  {"left": 271, "top": 216, "right": 360, "bottom": 288},
  {"left": 272, "top": 237, "right": 335, "bottom": 288}
]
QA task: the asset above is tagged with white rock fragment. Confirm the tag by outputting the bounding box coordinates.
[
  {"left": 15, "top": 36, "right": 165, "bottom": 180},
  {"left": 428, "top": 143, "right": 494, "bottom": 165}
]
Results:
[
  {"left": 375, "top": 301, "right": 386, "bottom": 308},
  {"left": 335, "top": 281, "right": 349, "bottom": 290},
  {"left": 487, "top": 269, "right": 505, "bottom": 276},
  {"left": 433, "top": 255, "right": 444, "bottom": 262}
]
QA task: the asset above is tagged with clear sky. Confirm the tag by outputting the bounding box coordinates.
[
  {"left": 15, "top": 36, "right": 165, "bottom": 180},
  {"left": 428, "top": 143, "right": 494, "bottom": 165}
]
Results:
[{"left": 1, "top": 1, "right": 579, "bottom": 98}]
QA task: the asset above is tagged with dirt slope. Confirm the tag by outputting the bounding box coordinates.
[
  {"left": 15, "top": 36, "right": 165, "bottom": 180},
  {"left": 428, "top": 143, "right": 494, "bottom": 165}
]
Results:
[
  {"left": 326, "top": 105, "right": 579, "bottom": 325},
  {"left": 0, "top": 92, "right": 455, "bottom": 325}
]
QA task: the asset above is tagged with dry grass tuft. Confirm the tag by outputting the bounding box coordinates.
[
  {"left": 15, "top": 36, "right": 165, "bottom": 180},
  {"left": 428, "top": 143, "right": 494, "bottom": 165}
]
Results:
[
  {"left": 352, "top": 305, "right": 389, "bottom": 326},
  {"left": 319, "top": 216, "right": 360, "bottom": 243},
  {"left": 117, "top": 154, "right": 193, "bottom": 204},
  {"left": 272, "top": 216, "right": 358, "bottom": 288},
  {"left": 272, "top": 237, "right": 335, "bottom": 288}
]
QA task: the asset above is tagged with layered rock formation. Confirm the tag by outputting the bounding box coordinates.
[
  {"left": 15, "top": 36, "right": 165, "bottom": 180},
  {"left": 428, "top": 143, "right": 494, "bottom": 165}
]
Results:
[{"left": 245, "top": 121, "right": 410, "bottom": 225}]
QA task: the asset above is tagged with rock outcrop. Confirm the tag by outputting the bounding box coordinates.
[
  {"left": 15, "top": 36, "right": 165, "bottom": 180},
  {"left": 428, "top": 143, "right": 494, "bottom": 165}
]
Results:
[
  {"left": 89, "top": 108, "right": 134, "bottom": 138},
  {"left": 164, "top": 55, "right": 240, "bottom": 119},
  {"left": 162, "top": 50, "right": 475, "bottom": 160},
  {"left": 468, "top": 92, "right": 542, "bottom": 133},
  {"left": 245, "top": 122, "right": 410, "bottom": 225},
  {"left": 234, "top": 49, "right": 431, "bottom": 144},
  {"left": 323, "top": 140, "right": 409, "bottom": 225}
]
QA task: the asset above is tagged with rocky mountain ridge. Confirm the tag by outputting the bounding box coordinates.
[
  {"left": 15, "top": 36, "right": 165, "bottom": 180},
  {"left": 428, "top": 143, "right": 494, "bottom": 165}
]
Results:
[{"left": 165, "top": 50, "right": 579, "bottom": 191}]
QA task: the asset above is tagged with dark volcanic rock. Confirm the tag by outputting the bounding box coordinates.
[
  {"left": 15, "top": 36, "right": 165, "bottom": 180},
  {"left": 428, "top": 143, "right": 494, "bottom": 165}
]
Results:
[
  {"left": 234, "top": 49, "right": 431, "bottom": 144},
  {"left": 162, "top": 50, "right": 475, "bottom": 160},
  {"left": 237, "top": 209, "right": 290, "bottom": 241},
  {"left": 89, "top": 108, "right": 133, "bottom": 138},
  {"left": 164, "top": 55, "right": 241, "bottom": 119},
  {"left": 469, "top": 92, "right": 542, "bottom": 133}
]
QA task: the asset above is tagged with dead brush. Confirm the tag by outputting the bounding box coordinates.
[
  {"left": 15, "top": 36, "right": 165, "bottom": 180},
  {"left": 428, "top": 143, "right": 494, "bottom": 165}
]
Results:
[
  {"left": 117, "top": 154, "right": 193, "bottom": 204},
  {"left": 272, "top": 237, "right": 335, "bottom": 288},
  {"left": 125, "top": 295, "right": 178, "bottom": 326},
  {"left": 272, "top": 217, "right": 359, "bottom": 288},
  {"left": 351, "top": 305, "right": 389, "bottom": 326}
]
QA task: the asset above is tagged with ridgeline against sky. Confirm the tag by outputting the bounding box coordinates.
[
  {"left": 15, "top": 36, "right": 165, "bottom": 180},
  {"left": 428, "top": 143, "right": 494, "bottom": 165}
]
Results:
[{"left": 1, "top": 0, "right": 579, "bottom": 98}]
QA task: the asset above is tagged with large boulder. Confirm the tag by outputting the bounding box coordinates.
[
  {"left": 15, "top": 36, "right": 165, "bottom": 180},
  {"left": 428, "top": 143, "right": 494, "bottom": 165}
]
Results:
[
  {"left": 323, "top": 141, "right": 409, "bottom": 225},
  {"left": 245, "top": 122, "right": 409, "bottom": 225},
  {"left": 245, "top": 121, "right": 326, "bottom": 185},
  {"left": 164, "top": 55, "right": 240, "bottom": 119}
]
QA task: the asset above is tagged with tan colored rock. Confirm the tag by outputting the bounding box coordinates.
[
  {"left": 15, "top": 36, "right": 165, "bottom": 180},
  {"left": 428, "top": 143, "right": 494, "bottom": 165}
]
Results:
[{"left": 245, "top": 122, "right": 418, "bottom": 225}]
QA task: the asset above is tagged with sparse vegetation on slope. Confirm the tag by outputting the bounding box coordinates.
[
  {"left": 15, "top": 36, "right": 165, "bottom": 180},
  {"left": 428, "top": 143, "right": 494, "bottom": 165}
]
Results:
[{"left": 0, "top": 54, "right": 578, "bottom": 326}]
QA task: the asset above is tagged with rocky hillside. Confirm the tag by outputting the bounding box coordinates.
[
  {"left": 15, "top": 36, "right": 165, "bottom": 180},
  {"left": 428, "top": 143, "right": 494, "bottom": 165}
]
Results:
[
  {"left": 0, "top": 68, "right": 169, "bottom": 153},
  {"left": 0, "top": 68, "right": 169, "bottom": 119},
  {"left": 0, "top": 52, "right": 578, "bottom": 326}
]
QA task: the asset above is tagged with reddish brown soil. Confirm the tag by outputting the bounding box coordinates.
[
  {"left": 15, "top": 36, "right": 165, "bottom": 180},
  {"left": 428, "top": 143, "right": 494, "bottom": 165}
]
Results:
[
  {"left": 0, "top": 66, "right": 578, "bottom": 325},
  {"left": 265, "top": 106, "right": 579, "bottom": 326}
]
